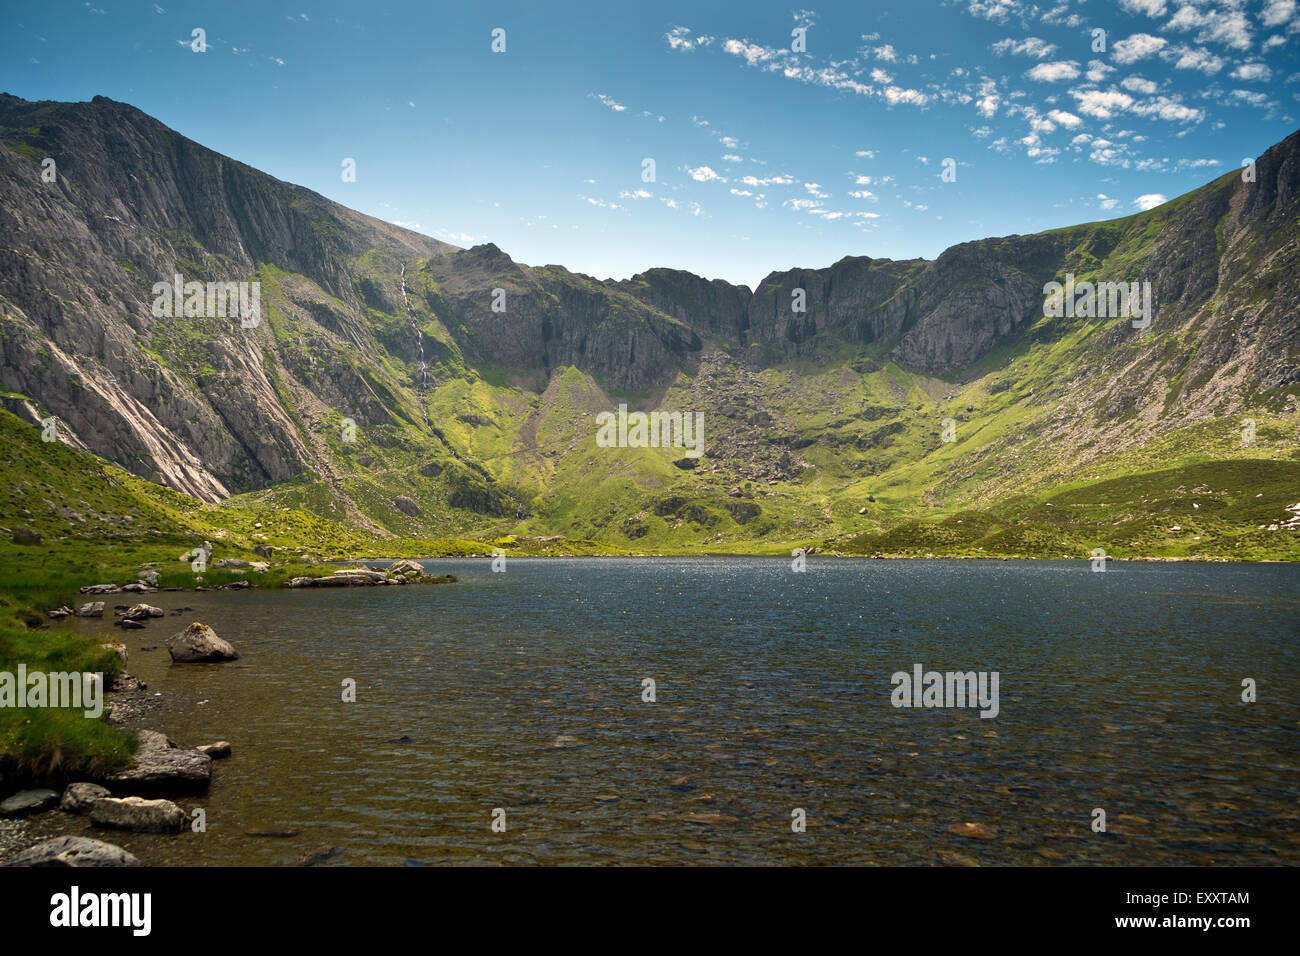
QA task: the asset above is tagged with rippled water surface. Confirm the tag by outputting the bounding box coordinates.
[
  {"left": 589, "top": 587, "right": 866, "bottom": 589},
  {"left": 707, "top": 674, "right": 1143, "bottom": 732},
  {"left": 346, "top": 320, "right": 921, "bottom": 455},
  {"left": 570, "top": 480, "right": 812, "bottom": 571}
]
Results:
[{"left": 32, "top": 558, "right": 1300, "bottom": 865}]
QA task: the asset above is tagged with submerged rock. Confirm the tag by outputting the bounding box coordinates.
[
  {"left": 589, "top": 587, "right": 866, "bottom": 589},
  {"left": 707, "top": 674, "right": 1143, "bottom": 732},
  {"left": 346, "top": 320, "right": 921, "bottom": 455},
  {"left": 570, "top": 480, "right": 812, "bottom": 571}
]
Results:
[
  {"left": 6, "top": 835, "right": 139, "bottom": 867},
  {"left": 166, "top": 622, "right": 239, "bottom": 663}
]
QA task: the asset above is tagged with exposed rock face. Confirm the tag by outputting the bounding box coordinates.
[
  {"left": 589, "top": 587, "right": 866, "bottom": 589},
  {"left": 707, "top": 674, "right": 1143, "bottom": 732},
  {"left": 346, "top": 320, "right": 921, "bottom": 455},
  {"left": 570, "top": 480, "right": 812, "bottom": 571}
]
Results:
[
  {"left": 89, "top": 795, "right": 186, "bottom": 833},
  {"left": 0, "top": 93, "right": 1296, "bottom": 539},
  {"left": 166, "top": 622, "right": 239, "bottom": 662},
  {"left": 6, "top": 835, "right": 140, "bottom": 867}
]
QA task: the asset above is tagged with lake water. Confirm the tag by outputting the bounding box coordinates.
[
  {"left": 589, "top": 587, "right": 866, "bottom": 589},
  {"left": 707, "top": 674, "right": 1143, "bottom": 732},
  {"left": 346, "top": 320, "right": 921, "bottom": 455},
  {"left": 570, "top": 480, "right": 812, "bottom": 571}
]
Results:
[{"left": 27, "top": 558, "right": 1300, "bottom": 865}]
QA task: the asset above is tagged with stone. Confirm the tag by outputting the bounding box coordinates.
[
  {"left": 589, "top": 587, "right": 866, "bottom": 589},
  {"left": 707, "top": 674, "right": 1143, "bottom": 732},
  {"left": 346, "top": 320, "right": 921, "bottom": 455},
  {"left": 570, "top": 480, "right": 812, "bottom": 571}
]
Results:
[
  {"left": 197, "top": 741, "right": 232, "bottom": 759},
  {"left": 60, "top": 782, "right": 112, "bottom": 815},
  {"left": 75, "top": 601, "right": 105, "bottom": 618},
  {"left": 105, "top": 729, "right": 212, "bottom": 795},
  {"left": 0, "top": 788, "right": 60, "bottom": 817},
  {"left": 118, "top": 603, "right": 163, "bottom": 621},
  {"left": 5, "top": 836, "right": 139, "bottom": 867},
  {"left": 11, "top": 526, "right": 41, "bottom": 545},
  {"left": 166, "top": 622, "right": 239, "bottom": 662},
  {"left": 90, "top": 796, "right": 185, "bottom": 833},
  {"left": 394, "top": 496, "right": 422, "bottom": 516}
]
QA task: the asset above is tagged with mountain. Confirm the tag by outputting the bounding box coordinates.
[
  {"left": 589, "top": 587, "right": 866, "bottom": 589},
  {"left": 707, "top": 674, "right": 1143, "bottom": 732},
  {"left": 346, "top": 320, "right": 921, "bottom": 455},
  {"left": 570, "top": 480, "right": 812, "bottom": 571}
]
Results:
[{"left": 1, "top": 93, "right": 1297, "bottom": 558}]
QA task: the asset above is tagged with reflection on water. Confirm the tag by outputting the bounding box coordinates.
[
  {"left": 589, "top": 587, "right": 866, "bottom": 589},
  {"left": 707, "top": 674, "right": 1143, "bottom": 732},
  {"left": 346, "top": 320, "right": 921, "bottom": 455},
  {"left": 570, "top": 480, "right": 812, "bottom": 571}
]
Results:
[{"left": 28, "top": 558, "right": 1300, "bottom": 865}]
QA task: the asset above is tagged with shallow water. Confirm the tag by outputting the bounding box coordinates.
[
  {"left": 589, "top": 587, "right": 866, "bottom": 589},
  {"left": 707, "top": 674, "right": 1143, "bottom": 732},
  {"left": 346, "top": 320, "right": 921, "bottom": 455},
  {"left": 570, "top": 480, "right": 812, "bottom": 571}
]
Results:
[{"left": 29, "top": 558, "right": 1300, "bottom": 865}]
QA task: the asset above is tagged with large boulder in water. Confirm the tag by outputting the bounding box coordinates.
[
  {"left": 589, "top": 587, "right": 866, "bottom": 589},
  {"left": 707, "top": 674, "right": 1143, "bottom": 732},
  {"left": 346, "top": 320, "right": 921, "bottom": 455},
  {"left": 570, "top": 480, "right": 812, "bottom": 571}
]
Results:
[
  {"left": 166, "top": 622, "right": 239, "bottom": 662},
  {"left": 5, "top": 835, "right": 139, "bottom": 867}
]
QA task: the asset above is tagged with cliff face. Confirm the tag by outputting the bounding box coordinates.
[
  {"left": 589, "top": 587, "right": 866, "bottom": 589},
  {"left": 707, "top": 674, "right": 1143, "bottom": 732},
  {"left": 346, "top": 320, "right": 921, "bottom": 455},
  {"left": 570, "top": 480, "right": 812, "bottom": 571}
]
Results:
[{"left": 0, "top": 93, "right": 1296, "bottom": 535}]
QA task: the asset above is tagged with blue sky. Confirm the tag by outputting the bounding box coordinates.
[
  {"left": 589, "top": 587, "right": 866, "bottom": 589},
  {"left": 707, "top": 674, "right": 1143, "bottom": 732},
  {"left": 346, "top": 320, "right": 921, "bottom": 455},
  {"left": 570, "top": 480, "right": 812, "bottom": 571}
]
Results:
[{"left": 3, "top": 0, "right": 1297, "bottom": 287}]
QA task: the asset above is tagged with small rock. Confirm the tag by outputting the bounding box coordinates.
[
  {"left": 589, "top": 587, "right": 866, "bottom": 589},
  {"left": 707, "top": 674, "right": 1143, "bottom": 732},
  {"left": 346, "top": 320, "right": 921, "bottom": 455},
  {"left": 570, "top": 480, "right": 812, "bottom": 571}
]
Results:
[
  {"left": 0, "top": 788, "right": 60, "bottom": 817},
  {"left": 75, "top": 601, "right": 105, "bottom": 618},
  {"left": 5, "top": 836, "right": 139, "bottom": 867},
  {"left": 90, "top": 796, "right": 186, "bottom": 833},
  {"left": 197, "top": 741, "right": 232, "bottom": 759}
]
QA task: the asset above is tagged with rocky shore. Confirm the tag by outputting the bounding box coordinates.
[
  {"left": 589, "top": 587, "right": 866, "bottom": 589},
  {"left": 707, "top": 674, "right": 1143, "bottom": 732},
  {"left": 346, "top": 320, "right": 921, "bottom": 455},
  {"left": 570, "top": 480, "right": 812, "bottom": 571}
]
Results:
[{"left": 1, "top": 558, "right": 454, "bottom": 866}]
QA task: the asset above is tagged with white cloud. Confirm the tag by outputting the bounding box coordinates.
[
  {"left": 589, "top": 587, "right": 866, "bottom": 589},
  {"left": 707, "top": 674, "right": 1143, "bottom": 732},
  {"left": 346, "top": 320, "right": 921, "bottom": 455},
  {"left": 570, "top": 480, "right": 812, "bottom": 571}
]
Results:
[
  {"left": 1165, "top": 44, "right": 1225, "bottom": 73},
  {"left": 1119, "top": 0, "right": 1166, "bottom": 17},
  {"left": 666, "top": 26, "right": 714, "bottom": 51},
  {"left": 848, "top": 190, "right": 877, "bottom": 199},
  {"left": 1231, "top": 62, "right": 1271, "bottom": 81},
  {"left": 1167, "top": 5, "right": 1253, "bottom": 50},
  {"left": 722, "top": 153, "right": 743, "bottom": 162},
  {"left": 1129, "top": 95, "right": 1204, "bottom": 122},
  {"left": 1135, "top": 193, "right": 1167, "bottom": 210},
  {"left": 855, "top": 149, "right": 876, "bottom": 158},
  {"left": 687, "top": 166, "right": 725, "bottom": 182},
  {"left": 1112, "top": 33, "right": 1167, "bottom": 64},
  {"left": 1120, "top": 75, "right": 1159, "bottom": 94},
  {"left": 1070, "top": 89, "right": 1134, "bottom": 118},
  {"left": 1097, "top": 193, "right": 1120, "bottom": 210},
  {"left": 1261, "top": 0, "right": 1296, "bottom": 29},
  {"left": 993, "top": 36, "right": 1057, "bottom": 58},
  {"left": 976, "top": 78, "right": 1001, "bottom": 117},
  {"left": 1046, "top": 108, "right": 1083, "bottom": 127},
  {"left": 1026, "top": 60, "right": 1080, "bottom": 81},
  {"left": 591, "top": 93, "right": 626, "bottom": 112}
]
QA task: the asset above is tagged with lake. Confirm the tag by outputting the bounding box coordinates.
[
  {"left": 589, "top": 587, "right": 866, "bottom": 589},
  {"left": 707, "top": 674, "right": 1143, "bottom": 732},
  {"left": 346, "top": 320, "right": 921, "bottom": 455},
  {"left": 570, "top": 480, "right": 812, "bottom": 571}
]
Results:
[{"left": 28, "top": 557, "right": 1300, "bottom": 865}]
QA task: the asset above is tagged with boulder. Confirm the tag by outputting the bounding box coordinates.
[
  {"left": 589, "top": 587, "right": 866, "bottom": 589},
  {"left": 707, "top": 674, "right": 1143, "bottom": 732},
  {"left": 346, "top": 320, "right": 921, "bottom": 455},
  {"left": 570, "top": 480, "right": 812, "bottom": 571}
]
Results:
[
  {"left": 75, "top": 601, "right": 105, "bottom": 618},
  {"left": 167, "top": 622, "right": 239, "bottom": 662},
  {"left": 47, "top": 605, "right": 72, "bottom": 619},
  {"left": 105, "top": 730, "right": 212, "bottom": 795},
  {"left": 11, "top": 526, "right": 41, "bottom": 545},
  {"left": 5, "top": 836, "right": 139, "bottom": 867},
  {"left": 60, "top": 782, "right": 112, "bottom": 815},
  {"left": 78, "top": 584, "right": 119, "bottom": 595},
  {"left": 197, "top": 741, "right": 232, "bottom": 759},
  {"left": 118, "top": 604, "right": 163, "bottom": 622},
  {"left": 90, "top": 796, "right": 186, "bottom": 833},
  {"left": 0, "top": 788, "right": 60, "bottom": 817},
  {"left": 139, "top": 569, "right": 161, "bottom": 587},
  {"left": 387, "top": 559, "right": 425, "bottom": 576},
  {"left": 393, "top": 496, "right": 422, "bottom": 516}
]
